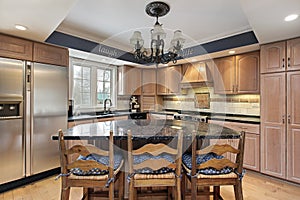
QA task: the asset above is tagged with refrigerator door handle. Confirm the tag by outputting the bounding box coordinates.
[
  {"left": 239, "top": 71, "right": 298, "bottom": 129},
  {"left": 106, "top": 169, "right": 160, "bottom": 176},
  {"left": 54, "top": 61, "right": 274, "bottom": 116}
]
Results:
[
  {"left": 26, "top": 62, "right": 31, "bottom": 91},
  {"left": 25, "top": 62, "right": 33, "bottom": 176}
]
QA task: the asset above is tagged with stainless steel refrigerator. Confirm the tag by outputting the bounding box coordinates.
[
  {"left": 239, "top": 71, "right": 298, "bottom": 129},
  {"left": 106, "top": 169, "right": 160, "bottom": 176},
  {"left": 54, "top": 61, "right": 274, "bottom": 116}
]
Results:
[{"left": 0, "top": 57, "right": 68, "bottom": 184}]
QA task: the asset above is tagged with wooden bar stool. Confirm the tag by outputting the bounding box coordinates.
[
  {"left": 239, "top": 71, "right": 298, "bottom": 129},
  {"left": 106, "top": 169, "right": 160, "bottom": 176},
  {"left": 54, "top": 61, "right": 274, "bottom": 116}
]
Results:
[
  {"left": 57, "top": 129, "right": 124, "bottom": 200},
  {"left": 182, "top": 130, "right": 246, "bottom": 200},
  {"left": 127, "top": 129, "right": 183, "bottom": 200}
]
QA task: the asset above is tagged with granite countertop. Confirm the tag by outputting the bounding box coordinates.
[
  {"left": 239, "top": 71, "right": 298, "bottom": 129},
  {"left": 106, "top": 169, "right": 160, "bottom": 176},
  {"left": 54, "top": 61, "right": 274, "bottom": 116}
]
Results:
[
  {"left": 68, "top": 111, "right": 147, "bottom": 121},
  {"left": 52, "top": 119, "right": 240, "bottom": 140},
  {"left": 68, "top": 109, "right": 260, "bottom": 124}
]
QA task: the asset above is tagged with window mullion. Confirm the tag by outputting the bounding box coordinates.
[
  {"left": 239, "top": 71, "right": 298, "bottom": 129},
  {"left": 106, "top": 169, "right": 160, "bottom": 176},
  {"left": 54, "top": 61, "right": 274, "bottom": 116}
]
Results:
[{"left": 91, "top": 67, "right": 97, "bottom": 107}]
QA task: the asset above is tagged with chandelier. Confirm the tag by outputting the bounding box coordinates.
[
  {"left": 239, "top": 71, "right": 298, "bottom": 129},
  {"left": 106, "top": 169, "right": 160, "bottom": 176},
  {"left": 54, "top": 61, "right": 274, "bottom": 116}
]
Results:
[{"left": 130, "top": 1, "right": 185, "bottom": 65}]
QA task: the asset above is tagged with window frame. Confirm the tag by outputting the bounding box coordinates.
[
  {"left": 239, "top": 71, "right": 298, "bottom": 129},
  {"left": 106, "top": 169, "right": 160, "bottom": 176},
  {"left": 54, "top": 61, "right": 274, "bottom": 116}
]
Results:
[{"left": 69, "top": 57, "right": 117, "bottom": 112}]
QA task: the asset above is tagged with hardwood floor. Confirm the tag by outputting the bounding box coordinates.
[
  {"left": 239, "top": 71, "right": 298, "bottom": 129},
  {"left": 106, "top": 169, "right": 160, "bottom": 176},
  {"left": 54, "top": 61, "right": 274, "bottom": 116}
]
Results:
[{"left": 1, "top": 171, "right": 300, "bottom": 200}]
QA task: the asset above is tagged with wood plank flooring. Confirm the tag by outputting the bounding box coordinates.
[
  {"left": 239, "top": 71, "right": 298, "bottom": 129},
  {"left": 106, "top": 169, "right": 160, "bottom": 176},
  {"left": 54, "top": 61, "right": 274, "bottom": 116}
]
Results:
[{"left": 1, "top": 171, "right": 300, "bottom": 200}]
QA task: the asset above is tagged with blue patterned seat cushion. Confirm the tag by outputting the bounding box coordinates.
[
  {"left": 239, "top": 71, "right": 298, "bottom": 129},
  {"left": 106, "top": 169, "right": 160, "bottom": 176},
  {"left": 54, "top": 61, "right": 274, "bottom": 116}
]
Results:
[
  {"left": 70, "top": 153, "right": 123, "bottom": 176},
  {"left": 182, "top": 153, "right": 233, "bottom": 175},
  {"left": 133, "top": 153, "right": 175, "bottom": 174}
]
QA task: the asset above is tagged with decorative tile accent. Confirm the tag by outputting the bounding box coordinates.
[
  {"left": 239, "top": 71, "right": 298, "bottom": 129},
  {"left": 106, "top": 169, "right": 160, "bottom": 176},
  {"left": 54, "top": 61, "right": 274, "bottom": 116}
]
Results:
[{"left": 194, "top": 93, "right": 210, "bottom": 109}]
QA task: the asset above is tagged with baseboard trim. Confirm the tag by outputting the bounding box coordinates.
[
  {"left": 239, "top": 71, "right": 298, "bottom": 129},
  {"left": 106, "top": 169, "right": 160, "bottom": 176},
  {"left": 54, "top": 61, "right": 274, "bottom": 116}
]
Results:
[{"left": 0, "top": 167, "right": 60, "bottom": 193}]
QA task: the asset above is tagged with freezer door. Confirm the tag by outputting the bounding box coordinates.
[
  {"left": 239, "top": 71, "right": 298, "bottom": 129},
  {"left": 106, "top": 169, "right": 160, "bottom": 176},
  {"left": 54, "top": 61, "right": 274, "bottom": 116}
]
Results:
[
  {"left": 31, "top": 63, "right": 67, "bottom": 174},
  {"left": 0, "top": 57, "right": 24, "bottom": 98},
  {"left": 0, "top": 119, "right": 24, "bottom": 184}
]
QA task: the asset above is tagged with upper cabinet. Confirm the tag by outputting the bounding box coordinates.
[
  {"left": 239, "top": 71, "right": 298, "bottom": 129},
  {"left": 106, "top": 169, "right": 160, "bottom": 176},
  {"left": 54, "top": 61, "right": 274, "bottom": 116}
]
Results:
[
  {"left": 0, "top": 34, "right": 33, "bottom": 61},
  {"left": 33, "top": 43, "right": 69, "bottom": 67},
  {"left": 118, "top": 65, "right": 142, "bottom": 96},
  {"left": 0, "top": 34, "right": 69, "bottom": 67},
  {"left": 157, "top": 65, "right": 182, "bottom": 95},
  {"left": 142, "top": 69, "right": 156, "bottom": 95},
  {"left": 213, "top": 56, "right": 236, "bottom": 94},
  {"left": 287, "top": 38, "right": 300, "bottom": 71},
  {"left": 261, "top": 38, "right": 300, "bottom": 73},
  {"left": 214, "top": 51, "right": 260, "bottom": 94},
  {"left": 235, "top": 51, "right": 260, "bottom": 94}
]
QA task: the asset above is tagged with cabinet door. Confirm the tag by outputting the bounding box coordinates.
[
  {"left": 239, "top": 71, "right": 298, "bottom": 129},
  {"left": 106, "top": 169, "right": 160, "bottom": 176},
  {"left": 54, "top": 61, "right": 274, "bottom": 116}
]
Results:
[
  {"left": 166, "top": 66, "right": 181, "bottom": 94},
  {"left": 0, "top": 34, "right": 33, "bottom": 60},
  {"left": 157, "top": 67, "right": 167, "bottom": 94},
  {"left": 260, "top": 41, "right": 286, "bottom": 73},
  {"left": 213, "top": 56, "right": 235, "bottom": 94},
  {"left": 118, "top": 66, "right": 141, "bottom": 95},
  {"left": 244, "top": 133, "right": 260, "bottom": 171},
  {"left": 142, "top": 69, "right": 156, "bottom": 95},
  {"left": 236, "top": 51, "right": 260, "bottom": 94},
  {"left": 287, "top": 71, "right": 300, "bottom": 183},
  {"left": 260, "top": 73, "right": 286, "bottom": 179},
  {"left": 287, "top": 38, "right": 300, "bottom": 71},
  {"left": 33, "top": 43, "right": 69, "bottom": 67},
  {"left": 141, "top": 96, "right": 156, "bottom": 111}
]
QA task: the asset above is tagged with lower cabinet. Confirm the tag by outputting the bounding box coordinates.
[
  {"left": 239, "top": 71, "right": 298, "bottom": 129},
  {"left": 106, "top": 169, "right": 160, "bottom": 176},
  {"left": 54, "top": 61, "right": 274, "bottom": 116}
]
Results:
[{"left": 208, "top": 120, "right": 260, "bottom": 172}]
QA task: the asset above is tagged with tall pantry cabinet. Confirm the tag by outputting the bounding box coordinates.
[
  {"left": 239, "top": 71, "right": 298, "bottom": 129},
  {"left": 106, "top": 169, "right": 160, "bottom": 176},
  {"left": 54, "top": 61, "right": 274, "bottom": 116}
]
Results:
[{"left": 260, "top": 37, "right": 300, "bottom": 183}]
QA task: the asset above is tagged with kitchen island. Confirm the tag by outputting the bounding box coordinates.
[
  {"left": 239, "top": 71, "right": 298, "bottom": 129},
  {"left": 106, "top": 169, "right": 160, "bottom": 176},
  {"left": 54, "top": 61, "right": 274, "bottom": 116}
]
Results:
[{"left": 52, "top": 119, "right": 241, "bottom": 140}]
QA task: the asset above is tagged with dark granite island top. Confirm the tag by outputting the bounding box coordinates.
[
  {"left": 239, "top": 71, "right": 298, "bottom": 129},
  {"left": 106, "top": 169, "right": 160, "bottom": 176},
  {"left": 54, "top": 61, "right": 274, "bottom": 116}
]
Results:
[{"left": 52, "top": 119, "right": 241, "bottom": 141}]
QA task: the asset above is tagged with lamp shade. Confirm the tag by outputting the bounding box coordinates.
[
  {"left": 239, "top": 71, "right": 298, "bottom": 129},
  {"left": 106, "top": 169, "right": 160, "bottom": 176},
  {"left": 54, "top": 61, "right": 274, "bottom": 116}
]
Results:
[
  {"left": 170, "top": 30, "right": 185, "bottom": 47},
  {"left": 130, "top": 31, "right": 144, "bottom": 47},
  {"left": 151, "top": 23, "right": 166, "bottom": 40}
]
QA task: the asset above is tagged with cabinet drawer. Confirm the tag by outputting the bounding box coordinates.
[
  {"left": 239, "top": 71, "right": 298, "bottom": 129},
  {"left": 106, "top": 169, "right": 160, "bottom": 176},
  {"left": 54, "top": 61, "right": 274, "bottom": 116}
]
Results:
[{"left": 208, "top": 120, "right": 259, "bottom": 134}]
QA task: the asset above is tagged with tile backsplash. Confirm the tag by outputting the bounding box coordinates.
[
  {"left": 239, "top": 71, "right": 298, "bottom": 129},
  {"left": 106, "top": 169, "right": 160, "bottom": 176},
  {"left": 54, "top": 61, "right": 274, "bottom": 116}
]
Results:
[
  {"left": 162, "top": 87, "right": 260, "bottom": 116},
  {"left": 117, "top": 87, "right": 260, "bottom": 116}
]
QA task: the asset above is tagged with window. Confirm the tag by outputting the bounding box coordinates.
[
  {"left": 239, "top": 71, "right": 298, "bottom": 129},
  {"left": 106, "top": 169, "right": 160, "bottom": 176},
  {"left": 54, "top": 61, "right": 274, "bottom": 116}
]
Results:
[
  {"left": 97, "top": 69, "right": 111, "bottom": 104},
  {"left": 73, "top": 65, "right": 91, "bottom": 105},
  {"left": 70, "top": 58, "right": 116, "bottom": 111}
]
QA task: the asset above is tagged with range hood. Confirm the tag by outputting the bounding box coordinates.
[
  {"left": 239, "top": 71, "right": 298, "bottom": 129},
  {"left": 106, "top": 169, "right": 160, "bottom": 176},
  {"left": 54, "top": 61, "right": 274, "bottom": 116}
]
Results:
[{"left": 180, "top": 61, "right": 214, "bottom": 88}]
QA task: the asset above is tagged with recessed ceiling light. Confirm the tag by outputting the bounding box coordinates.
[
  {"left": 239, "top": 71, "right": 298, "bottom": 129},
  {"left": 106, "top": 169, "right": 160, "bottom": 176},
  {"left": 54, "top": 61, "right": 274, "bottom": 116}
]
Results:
[
  {"left": 15, "top": 24, "right": 27, "bottom": 31},
  {"left": 285, "top": 14, "right": 298, "bottom": 22},
  {"left": 229, "top": 50, "right": 235, "bottom": 54}
]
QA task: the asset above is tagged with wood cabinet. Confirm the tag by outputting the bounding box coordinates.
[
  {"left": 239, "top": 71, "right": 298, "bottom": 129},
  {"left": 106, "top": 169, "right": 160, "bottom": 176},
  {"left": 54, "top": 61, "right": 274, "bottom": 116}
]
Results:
[
  {"left": 157, "top": 65, "right": 181, "bottom": 95},
  {"left": 260, "top": 73, "right": 286, "bottom": 179},
  {"left": 261, "top": 38, "right": 300, "bottom": 73},
  {"left": 0, "top": 34, "right": 33, "bottom": 60},
  {"left": 141, "top": 96, "right": 156, "bottom": 111},
  {"left": 213, "top": 56, "right": 236, "bottom": 94},
  {"left": 142, "top": 69, "right": 156, "bottom": 95},
  {"left": 260, "top": 37, "right": 300, "bottom": 183},
  {"left": 118, "top": 65, "right": 141, "bottom": 95},
  {"left": 208, "top": 120, "right": 260, "bottom": 171},
  {"left": 33, "top": 42, "right": 69, "bottom": 67},
  {"left": 260, "top": 41, "right": 286, "bottom": 73},
  {"left": 236, "top": 52, "right": 260, "bottom": 93},
  {"left": 0, "top": 34, "right": 69, "bottom": 66},
  {"left": 214, "top": 51, "right": 260, "bottom": 94},
  {"left": 287, "top": 71, "right": 300, "bottom": 183},
  {"left": 261, "top": 71, "right": 300, "bottom": 182}
]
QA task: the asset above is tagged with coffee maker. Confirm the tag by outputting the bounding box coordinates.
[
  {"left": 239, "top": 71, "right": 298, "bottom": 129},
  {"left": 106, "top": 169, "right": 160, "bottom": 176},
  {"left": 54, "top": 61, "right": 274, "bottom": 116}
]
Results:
[{"left": 129, "top": 96, "right": 140, "bottom": 113}]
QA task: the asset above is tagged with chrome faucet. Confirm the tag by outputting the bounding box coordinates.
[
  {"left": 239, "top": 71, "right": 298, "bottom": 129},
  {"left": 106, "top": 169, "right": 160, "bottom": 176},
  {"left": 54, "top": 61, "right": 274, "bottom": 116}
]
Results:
[{"left": 104, "top": 99, "right": 112, "bottom": 113}]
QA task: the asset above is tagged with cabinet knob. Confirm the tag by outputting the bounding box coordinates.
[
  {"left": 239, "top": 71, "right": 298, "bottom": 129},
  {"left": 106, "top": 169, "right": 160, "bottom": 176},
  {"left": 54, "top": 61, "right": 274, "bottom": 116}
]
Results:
[
  {"left": 282, "top": 58, "right": 285, "bottom": 68},
  {"left": 288, "top": 57, "right": 291, "bottom": 67},
  {"left": 282, "top": 115, "right": 285, "bottom": 124},
  {"left": 288, "top": 115, "right": 291, "bottom": 124}
]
